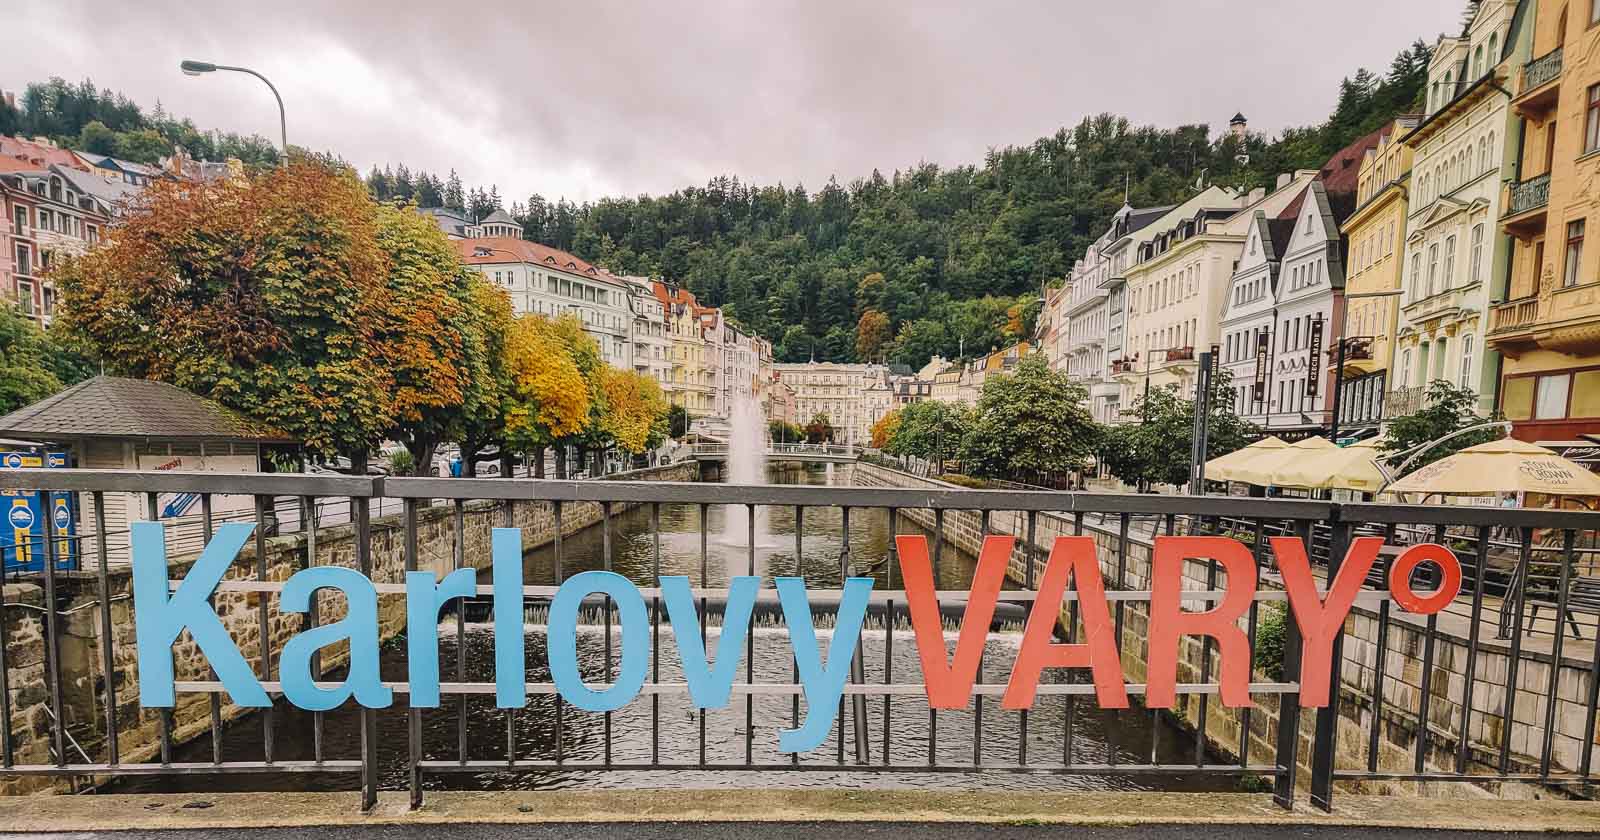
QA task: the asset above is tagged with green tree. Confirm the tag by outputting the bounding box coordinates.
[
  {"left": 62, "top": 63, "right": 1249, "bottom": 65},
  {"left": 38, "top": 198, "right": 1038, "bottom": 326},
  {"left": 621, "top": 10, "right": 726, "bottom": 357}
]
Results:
[
  {"left": 0, "top": 305, "right": 67, "bottom": 415},
  {"left": 77, "top": 120, "right": 118, "bottom": 156},
  {"left": 958, "top": 356, "right": 1098, "bottom": 484},
  {"left": 1381, "top": 381, "right": 1503, "bottom": 475},
  {"left": 112, "top": 127, "right": 170, "bottom": 164},
  {"left": 668, "top": 403, "right": 691, "bottom": 439},
  {"left": 888, "top": 399, "right": 969, "bottom": 472},
  {"left": 1103, "top": 371, "right": 1257, "bottom": 490}
]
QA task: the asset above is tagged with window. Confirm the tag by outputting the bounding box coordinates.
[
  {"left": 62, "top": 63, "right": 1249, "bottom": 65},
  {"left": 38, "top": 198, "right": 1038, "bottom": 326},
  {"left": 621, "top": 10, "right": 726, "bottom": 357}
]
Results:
[
  {"left": 1443, "top": 236, "right": 1457, "bottom": 289},
  {"left": 1566, "top": 219, "right": 1586, "bottom": 287},
  {"left": 1460, "top": 335, "right": 1474, "bottom": 388},
  {"left": 1535, "top": 374, "right": 1572, "bottom": 419},
  {"left": 1427, "top": 244, "right": 1440, "bottom": 296},
  {"left": 1409, "top": 253, "right": 1422, "bottom": 300},
  {"left": 1470, "top": 224, "right": 1485, "bottom": 285},
  {"left": 13, "top": 244, "right": 30, "bottom": 277},
  {"left": 1489, "top": 32, "right": 1500, "bottom": 63},
  {"left": 1474, "top": 45, "right": 1485, "bottom": 78},
  {"left": 16, "top": 280, "right": 32, "bottom": 316},
  {"left": 1588, "top": 85, "right": 1600, "bottom": 155},
  {"left": 10, "top": 206, "right": 24, "bottom": 232}
]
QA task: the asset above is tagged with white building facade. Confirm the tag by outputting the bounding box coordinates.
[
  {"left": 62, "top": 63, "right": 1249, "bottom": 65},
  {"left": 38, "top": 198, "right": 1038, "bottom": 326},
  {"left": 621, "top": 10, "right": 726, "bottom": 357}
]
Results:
[{"left": 457, "top": 237, "right": 635, "bottom": 369}]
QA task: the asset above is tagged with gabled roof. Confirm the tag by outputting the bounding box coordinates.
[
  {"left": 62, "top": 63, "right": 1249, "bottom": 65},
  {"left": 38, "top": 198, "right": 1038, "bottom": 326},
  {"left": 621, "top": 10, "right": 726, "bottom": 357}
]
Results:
[
  {"left": 53, "top": 164, "right": 141, "bottom": 211},
  {"left": 456, "top": 236, "right": 604, "bottom": 279},
  {"left": 0, "top": 376, "right": 292, "bottom": 443},
  {"left": 478, "top": 208, "right": 518, "bottom": 227},
  {"left": 1317, "top": 124, "right": 1387, "bottom": 221}
]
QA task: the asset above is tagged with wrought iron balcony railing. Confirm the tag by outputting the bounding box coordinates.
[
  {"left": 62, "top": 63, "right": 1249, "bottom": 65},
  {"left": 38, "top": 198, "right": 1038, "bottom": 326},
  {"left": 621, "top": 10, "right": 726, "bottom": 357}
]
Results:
[
  {"left": 1508, "top": 173, "right": 1552, "bottom": 218},
  {"left": 1522, "top": 46, "right": 1563, "bottom": 95}
]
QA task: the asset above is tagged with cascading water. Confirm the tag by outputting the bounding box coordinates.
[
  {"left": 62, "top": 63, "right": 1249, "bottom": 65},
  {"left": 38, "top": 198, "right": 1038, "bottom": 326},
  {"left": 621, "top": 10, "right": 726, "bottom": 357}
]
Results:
[{"left": 720, "top": 395, "right": 773, "bottom": 557}]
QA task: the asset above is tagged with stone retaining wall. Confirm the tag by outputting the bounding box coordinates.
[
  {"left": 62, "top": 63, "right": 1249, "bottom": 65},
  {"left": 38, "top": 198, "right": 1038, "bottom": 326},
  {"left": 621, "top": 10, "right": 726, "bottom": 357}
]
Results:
[{"left": 0, "top": 461, "right": 699, "bottom": 793}]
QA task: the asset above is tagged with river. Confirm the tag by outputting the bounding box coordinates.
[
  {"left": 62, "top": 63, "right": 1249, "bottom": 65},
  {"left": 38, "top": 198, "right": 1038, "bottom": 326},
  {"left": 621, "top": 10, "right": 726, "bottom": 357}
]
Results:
[{"left": 106, "top": 466, "right": 1227, "bottom": 794}]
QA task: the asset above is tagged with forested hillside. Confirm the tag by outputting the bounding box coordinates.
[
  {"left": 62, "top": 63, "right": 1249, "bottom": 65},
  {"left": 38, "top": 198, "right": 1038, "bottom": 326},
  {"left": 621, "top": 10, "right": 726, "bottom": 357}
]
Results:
[{"left": 5, "top": 38, "right": 1431, "bottom": 367}]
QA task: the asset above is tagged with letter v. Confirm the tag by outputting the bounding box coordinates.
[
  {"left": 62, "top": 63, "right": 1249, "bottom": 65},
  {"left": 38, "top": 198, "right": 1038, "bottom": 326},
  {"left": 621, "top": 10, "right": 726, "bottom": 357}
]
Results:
[
  {"left": 661, "top": 575, "right": 759, "bottom": 708},
  {"left": 132, "top": 521, "right": 270, "bottom": 708},
  {"left": 897, "top": 534, "right": 1010, "bottom": 709}
]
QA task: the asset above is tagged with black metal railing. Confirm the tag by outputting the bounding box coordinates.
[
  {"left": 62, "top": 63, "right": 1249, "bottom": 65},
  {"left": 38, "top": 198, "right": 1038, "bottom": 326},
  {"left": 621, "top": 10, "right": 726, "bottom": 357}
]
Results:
[
  {"left": 0, "top": 468, "right": 1594, "bottom": 815},
  {"left": 1522, "top": 47, "right": 1563, "bottom": 95},
  {"left": 1508, "top": 173, "right": 1552, "bottom": 217}
]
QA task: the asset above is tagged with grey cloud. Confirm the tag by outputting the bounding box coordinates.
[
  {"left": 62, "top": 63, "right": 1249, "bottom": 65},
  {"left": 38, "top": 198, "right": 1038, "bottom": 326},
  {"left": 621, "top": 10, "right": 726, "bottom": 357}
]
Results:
[{"left": 11, "top": 0, "right": 1462, "bottom": 203}]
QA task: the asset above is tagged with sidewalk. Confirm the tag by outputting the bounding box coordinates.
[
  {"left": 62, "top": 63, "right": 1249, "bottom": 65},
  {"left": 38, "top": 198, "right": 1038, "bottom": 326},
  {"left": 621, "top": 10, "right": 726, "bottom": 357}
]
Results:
[{"left": 0, "top": 791, "right": 1596, "bottom": 835}]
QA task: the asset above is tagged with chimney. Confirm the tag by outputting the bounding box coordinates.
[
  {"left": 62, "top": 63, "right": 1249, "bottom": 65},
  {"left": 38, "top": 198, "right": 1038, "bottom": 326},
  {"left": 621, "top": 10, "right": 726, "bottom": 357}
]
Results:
[
  {"left": 0, "top": 91, "right": 13, "bottom": 109},
  {"left": 1276, "top": 172, "right": 1294, "bottom": 190},
  {"left": 1246, "top": 187, "right": 1266, "bottom": 206}
]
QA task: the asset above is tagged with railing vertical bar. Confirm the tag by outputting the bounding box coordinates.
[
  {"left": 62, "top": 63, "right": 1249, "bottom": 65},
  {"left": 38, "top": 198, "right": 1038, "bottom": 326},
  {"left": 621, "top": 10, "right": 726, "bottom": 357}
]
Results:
[
  {"left": 0, "top": 519, "right": 11, "bottom": 769},
  {"left": 1540, "top": 529, "right": 1577, "bottom": 779},
  {"left": 1271, "top": 521, "right": 1308, "bottom": 810},
  {"left": 1110, "top": 511, "right": 1130, "bottom": 769},
  {"left": 845, "top": 505, "right": 868, "bottom": 765},
  {"left": 94, "top": 490, "right": 117, "bottom": 767},
  {"left": 37, "top": 491, "right": 65, "bottom": 768},
  {"left": 651, "top": 502, "right": 662, "bottom": 767},
  {"left": 1020, "top": 509, "right": 1037, "bottom": 768},
  {"left": 300, "top": 496, "right": 323, "bottom": 765},
  {"left": 1366, "top": 593, "right": 1391, "bottom": 775},
  {"left": 1066, "top": 511, "right": 1084, "bottom": 768},
  {"left": 1581, "top": 538, "right": 1600, "bottom": 779},
  {"left": 505, "top": 496, "right": 518, "bottom": 768},
  {"left": 147, "top": 492, "right": 172, "bottom": 767},
  {"left": 404, "top": 497, "right": 422, "bottom": 807},
  {"left": 254, "top": 494, "right": 274, "bottom": 766},
  {"left": 553, "top": 501, "right": 565, "bottom": 766},
  {"left": 838, "top": 506, "right": 849, "bottom": 766},
  {"left": 746, "top": 502, "right": 756, "bottom": 767},
  {"left": 454, "top": 499, "right": 467, "bottom": 766},
  {"left": 791, "top": 505, "right": 801, "bottom": 768},
  {"left": 353, "top": 486, "right": 376, "bottom": 813},
  {"left": 1241, "top": 569, "right": 1260, "bottom": 769},
  {"left": 602, "top": 501, "right": 614, "bottom": 767},
  {"left": 883, "top": 507, "right": 897, "bottom": 768},
  {"left": 1195, "top": 555, "right": 1217, "bottom": 767},
  {"left": 699, "top": 503, "right": 709, "bottom": 769},
  {"left": 974, "top": 509, "right": 988, "bottom": 768},
  {"left": 929, "top": 507, "right": 944, "bottom": 766},
  {"left": 1308, "top": 516, "right": 1351, "bottom": 811},
  {"left": 1413, "top": 524, "right": 1444, "bottom": 775},
  {"left": 1151, "top": 512, "right": 1175, "bottom": 765},
  {"left": 1499, "top": 528, "right": 1534, "bottom": 776},
  {"left": 1456, "top": 525, "right": 1490, "bottom": 775},
  {"left": 202, "top": 493, "right": 222, "bottom": 766}
]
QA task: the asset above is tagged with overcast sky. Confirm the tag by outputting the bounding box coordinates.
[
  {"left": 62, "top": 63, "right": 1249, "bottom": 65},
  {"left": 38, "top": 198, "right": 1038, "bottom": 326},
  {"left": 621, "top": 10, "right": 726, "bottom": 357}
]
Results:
[{"left": 12, "top": 0, "right": 1464, "bottom": 204}]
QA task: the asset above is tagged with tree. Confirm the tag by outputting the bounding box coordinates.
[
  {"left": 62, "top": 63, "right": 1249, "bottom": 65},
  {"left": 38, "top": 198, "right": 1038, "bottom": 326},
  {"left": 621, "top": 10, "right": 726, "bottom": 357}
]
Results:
[
  {"left": 1104, "top": 371, "right": 1257, "bottom": 490},
  {"left": 112, "top": 128, "right": 170, "bottom": 164},
  {"left": 55, "top": 162, "right": 407, "bottom": 461},
  {"left": 958, "top": 356, "right": 1097, "bottom": 485},
  {"left": 889, "top": 399, "right": 969, "bottom": 472},
  {"left": 668, "top": 403, "right": 691, "bottom": 439},
  {"left": 1381, "top": 381, "right": 1503, "bottom": 474},
  {"left": 372, "top": 202, "right": 509, "bottom": 474},
  {"left": 855, "top": 309, "right": 891, "bottom": 362},
  {"left": 598, "top": 367, "right": 669, "bottom": 457},
  {"left": 869, "top": 409, "right": 901, "bottom": 450},
  {"left": 0, "top": 305, "right": 68, "bottom": 414},
  {"left": 768, "top": 419, "right": 803, "bottom": 444},
  {"left": 501, "top": 314, "right": 591, "bottom": 475},
  {"left": 77, "top": 120, "right": 118, "bottom": 156},
  {"left": 804, "top": 413, "right": 835, "bottom": 444}
]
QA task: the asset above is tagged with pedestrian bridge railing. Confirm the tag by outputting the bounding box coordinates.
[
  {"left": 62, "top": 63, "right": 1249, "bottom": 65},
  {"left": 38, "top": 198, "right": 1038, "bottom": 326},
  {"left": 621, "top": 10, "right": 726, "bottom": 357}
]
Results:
[{"left": 0, "top": 468, "right": 1596, "bottom": 813}]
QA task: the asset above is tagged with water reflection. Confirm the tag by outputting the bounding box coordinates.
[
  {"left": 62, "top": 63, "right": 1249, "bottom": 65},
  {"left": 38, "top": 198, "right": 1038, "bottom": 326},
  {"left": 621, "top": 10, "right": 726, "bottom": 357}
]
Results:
[{"left": 105, "top": 466, "right": 1226, "bottom": 794}]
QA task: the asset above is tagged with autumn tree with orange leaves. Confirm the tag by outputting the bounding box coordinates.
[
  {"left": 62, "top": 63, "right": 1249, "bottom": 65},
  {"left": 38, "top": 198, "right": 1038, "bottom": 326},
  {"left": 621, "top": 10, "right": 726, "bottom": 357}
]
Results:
[
  {"left": 54, "top": 161, "right": 500, "bottom": 467},
  {"left": 599, "top": 367, "right": 669, "bottom": 457}
]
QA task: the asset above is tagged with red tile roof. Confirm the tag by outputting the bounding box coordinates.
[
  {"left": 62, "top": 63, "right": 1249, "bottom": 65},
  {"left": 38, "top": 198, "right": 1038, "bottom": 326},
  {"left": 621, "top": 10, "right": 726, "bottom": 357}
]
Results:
[
  {"left": 0, "top": 136, "right": 87, "bottom": 171},
  {"left": 455, "top": 236, "right": 602, "bottom": 277},
  {"left": 1318, "top": 124, "right": 1389, "bottom": 200}
]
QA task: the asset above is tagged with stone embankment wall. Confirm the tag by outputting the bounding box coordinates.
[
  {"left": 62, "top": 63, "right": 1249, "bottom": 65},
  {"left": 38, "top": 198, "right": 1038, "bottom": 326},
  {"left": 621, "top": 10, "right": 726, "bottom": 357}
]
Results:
[
  {"left": 852, "top": 461, "right": 1596, "bottom": 799},
  {"left": 0, "top": 461, "right": 699, "bottom": 793}
]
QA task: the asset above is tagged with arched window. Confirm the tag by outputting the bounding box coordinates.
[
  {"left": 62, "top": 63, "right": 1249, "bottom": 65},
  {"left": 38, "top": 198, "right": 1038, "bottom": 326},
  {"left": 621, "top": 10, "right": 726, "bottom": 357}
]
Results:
[
  {"left": 1410, "top": 252, "right": 1422, "bottom": 300},
  {"left": 1488, "top": 32, "right": 1499, "bottom": 64},
  {"left": 1474, "top": 45, "right": 1485, "bottom": 78},
  {"left": 1459, "top": 152, "right": 1469, "bottom": 184},
  {"left": 1460, "top": 335, "right": 1475, "bottom": 388}
]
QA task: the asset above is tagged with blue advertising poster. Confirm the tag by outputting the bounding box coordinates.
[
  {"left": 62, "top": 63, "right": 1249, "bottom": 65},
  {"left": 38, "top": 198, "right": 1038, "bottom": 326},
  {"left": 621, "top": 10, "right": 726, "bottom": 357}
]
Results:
[{"left": 0, "top": 448, "right": 77, "bottom": 573}]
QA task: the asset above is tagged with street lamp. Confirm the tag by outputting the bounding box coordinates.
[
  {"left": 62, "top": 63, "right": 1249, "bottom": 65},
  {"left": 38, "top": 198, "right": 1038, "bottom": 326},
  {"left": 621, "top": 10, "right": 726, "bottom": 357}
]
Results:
[{"left": 180, "top": 60, "right": 287, "bottom": 155}]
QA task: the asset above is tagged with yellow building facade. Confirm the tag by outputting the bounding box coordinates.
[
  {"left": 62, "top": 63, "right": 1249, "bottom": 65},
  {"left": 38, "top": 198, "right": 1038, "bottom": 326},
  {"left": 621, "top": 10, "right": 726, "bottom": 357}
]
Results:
[
  {"left": 1492, "top": 0, "right": 1600, "bottom": 443},
  {"left": 1336, "top": 116, "right": 1420, "bottom": 432}
]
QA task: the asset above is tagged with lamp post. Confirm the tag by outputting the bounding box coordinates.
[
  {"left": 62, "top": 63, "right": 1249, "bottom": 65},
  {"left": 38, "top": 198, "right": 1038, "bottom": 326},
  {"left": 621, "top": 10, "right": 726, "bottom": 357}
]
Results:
[{"left": 180, "top": 60, "right": 287, "bottom": 155}]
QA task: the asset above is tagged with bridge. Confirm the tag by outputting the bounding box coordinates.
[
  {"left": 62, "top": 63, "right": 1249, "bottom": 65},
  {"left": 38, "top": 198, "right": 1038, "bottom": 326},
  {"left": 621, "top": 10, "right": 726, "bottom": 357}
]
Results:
[
  {"left": 0, "top": 465, "right": 1595, "bottom": 820},
  {"left": 689, "top": 442, "right": 859, "bottom": 464}
]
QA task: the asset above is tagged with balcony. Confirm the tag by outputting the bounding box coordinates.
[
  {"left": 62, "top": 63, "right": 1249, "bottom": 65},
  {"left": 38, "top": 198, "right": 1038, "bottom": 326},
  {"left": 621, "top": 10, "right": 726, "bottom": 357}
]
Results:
[
  {"left": 1164, "top": 346, "right": 1195, "bottom": 362},
  {"left": 1513, "top": 47, "right": 1562, "bottom": 118},
  {"left": 1110, "top": 359, "right": 1136, "bottom": 375},
  {"left": 1503, "top": 174, "right": 1551, "bottom": 236},
  {"left": 1487, "top": 296, "right": 1541, "bottom": 356}
]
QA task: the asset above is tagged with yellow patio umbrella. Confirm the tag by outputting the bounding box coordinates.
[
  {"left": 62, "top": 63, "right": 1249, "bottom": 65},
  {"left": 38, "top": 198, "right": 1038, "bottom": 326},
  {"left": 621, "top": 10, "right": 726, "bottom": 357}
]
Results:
[
  {"left": 1384, "top": 438, "right": 1600, "bottom": 497},
  {"left": 1231, "top": 436, "right": 1338, "bottom": 487},
  {"left": 1205, "top": 436, "right": 1289, "bottom": 482},
  {"left": 1270, "top": 437, "right": 1388, "bottom": 492}
]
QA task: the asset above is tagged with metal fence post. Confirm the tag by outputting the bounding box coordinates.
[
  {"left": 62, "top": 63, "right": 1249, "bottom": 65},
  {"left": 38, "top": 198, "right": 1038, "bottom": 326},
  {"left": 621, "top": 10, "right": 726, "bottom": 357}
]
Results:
[
  {"left": 1271, "top": 520, "right": 1310, "bottom": 809},
  {"left": 1308, "top": 510, "right": 1352, "bottom": 812}
]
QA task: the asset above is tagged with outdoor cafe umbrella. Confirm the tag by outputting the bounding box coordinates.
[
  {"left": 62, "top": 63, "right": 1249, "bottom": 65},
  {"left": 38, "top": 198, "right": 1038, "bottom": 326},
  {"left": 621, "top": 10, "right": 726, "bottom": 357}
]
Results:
[
  {"left": 1204, "top": 436, "right": 1289, "bottom": 483},
  {"left": 1269, "top": 437, "right": 1389, "bottom": 492},
  {"left": 1230, "top": 436, "right": 1338, "bottom": 487},
  {"left": 1383, "top": 438, "right": 1600, "bottom": 497}
]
